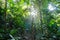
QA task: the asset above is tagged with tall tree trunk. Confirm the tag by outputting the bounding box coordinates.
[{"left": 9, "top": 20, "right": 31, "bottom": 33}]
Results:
[
  {"left": 4, "top": 0, "right": 7, "bottom": 32},
  {"left": 31, "top": 17, "right": 35, "bottom": 40}
]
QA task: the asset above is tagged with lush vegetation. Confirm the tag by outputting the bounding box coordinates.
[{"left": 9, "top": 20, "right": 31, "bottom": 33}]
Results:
[{"left": 0, "top": 0, "right": 60, "bottom": 40}]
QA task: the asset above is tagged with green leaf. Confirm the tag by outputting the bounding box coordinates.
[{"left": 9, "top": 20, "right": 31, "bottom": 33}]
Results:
[
  {"left": 49, "top": 19, "right": 55, "bottom": 26},
  {"left": 10, "top": 29, "right": 17, "bottom": 35}
]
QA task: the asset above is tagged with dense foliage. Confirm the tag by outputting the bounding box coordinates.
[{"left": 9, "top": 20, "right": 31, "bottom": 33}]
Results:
[{"left": 0, "top": 0, "right": 60, "bottom": 40}]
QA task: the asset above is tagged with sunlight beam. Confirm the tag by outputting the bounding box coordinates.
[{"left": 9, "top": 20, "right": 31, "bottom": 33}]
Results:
[{"left": 30, "top": 5, "right": 37, "bottom": 17}]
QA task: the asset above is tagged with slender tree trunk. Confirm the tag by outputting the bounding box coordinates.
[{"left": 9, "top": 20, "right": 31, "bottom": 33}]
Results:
[
  {"left": 4, "top": 0, "right": 7, "bottom": 32},
  {"left": 31, "top": 17, "right": 35, "bottom": 40}
]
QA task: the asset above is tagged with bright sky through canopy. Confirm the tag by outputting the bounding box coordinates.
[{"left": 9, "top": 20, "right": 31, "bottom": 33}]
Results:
[{"left": 48, "top": 4, "right": 56, "bottom": 11}]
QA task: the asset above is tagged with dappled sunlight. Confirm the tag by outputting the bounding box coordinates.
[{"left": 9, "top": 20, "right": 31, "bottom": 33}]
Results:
[
  {"left": 56, "top": 13, "right": 60, "bottom": 17},
  {"left": 22, "top": 5, "right": 27, "bottom": 10},
  {"left": 56, "top": 13, "right": 60, "bottom": 26},
  {"left": 13, "top": 0, "right": 16, "bottom": 2}
]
